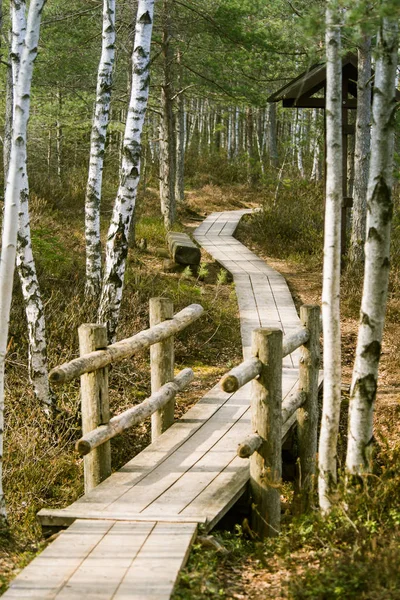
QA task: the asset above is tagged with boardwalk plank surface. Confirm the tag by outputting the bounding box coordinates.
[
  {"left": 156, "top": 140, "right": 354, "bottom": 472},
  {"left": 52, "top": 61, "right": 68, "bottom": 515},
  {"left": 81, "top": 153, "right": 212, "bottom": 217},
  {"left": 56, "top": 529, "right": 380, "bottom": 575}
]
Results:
[{"left": 6, "top": 209, "right": 309, "bottom": 599}]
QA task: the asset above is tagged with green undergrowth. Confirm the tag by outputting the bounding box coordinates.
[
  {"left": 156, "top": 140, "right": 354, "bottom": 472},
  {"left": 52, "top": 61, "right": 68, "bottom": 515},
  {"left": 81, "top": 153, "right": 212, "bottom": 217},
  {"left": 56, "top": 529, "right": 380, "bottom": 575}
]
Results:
[{"left": 174, "top": 441, "right": 400, "bottom": 599}]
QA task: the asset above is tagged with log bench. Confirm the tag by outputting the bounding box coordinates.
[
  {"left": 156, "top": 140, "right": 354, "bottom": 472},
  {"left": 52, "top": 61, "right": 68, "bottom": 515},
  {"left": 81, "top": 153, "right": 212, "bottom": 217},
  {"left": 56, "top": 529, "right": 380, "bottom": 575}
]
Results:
[{"left": 167, "top": 232, "right": 201, "bottom": 266}]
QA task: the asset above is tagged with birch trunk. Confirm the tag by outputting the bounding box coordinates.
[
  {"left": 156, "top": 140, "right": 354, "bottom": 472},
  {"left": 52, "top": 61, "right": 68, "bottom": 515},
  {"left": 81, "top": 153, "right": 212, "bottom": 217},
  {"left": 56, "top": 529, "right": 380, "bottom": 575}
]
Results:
[
  {"left": 349, "top": 36, "right": 372, "bottom": 267},
  {"left": 346, "top": 18, "right": 398, "bottom": 475},
  {"left": 11, "top": 0, "right": 52, "bottom": 409},
  {"left": 174, "top": 50, "right": 185, "bottom": 204},
  {"left": 159, "top": 0, "right": 175, "bottom": 230},
  {"left": 295, "top": 109, "right": 305, "bottom": 178},
  {"left": 85, "top": 0, "right": 116, "bottom": 299},
  {"left": 310, "top": 108, "right": 321, "bottom": 181},
  {"left": 0, "top": 0, "right": 46, "bottom": 518},
  {"left": 318, "top": 2, "right": 342, "bottom": 513},
  {"left": 268, "top": 102, "right": 278, "bottom": 168},
  {"left": 98, "top": 0, "right": 155, "bottom": 342}
]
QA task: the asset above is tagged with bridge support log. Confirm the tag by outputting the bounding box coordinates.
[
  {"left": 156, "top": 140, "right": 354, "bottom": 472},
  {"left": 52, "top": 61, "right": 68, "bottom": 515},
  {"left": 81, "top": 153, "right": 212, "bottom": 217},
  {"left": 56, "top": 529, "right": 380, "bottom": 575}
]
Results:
[
  {"left": 78, "top": 324, "right": 111, "bottom": 494},
  {"left": 250, "top": 328, "right": 282, "bottom": 539},
  {"left": 150, "top": 297, "right": 175, "bottom": 441},
  {"left": 295, "top": 305, "right": 320, "bottom": 513}
]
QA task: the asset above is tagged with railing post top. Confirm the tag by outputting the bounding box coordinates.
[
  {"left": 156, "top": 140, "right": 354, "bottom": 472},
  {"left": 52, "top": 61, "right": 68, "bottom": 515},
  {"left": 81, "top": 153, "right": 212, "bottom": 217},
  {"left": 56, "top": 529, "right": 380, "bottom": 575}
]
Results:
[
  {"left": 300, "top": 304, "right": 320, "bottom": 314},
  {"left": 149, "top": 297, "right": 173, "bottom": 308},
  {"left": 78, "top": 323, "right": 107, "bottom": 334},
  {"left": 252, "top": 327, "right": 283, "bottom": 337}
]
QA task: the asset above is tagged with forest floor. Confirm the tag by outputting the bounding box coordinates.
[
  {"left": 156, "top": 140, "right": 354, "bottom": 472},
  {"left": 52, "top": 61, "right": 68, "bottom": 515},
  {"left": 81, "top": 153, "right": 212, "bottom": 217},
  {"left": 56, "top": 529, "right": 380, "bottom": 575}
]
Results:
[{"left": 1, "top": 182, "right": 400, "bottom": 599}]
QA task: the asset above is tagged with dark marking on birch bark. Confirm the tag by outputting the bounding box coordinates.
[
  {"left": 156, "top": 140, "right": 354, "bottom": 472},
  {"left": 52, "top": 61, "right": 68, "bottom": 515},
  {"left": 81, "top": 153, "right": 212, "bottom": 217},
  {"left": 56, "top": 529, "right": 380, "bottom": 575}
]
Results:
[
  {"left": 139, "top": 11, "right": 152, "bottom": 24},
  {"left": 354, "top": 373, "right": 377, "bottom": 407},
  {"left": 361, "top": 340, "right": 381, "bottom": 361},
  {"left": 369, "top": 175, "right": 393, "bottom": 226}
]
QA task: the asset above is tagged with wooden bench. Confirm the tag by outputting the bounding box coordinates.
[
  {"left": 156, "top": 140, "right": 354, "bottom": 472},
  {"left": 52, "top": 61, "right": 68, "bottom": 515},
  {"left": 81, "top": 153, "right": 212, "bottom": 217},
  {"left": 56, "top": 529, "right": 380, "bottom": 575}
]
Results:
[{"left": 167, "top": 232, "right": 201, "bottom": 265}]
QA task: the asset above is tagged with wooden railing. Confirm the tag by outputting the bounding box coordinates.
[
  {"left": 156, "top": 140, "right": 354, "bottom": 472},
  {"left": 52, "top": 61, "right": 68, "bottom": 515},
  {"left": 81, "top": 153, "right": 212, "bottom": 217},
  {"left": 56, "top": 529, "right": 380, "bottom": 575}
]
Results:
[
  {"left": 49, "top": 299, "right": 204, "bottom": 493},
  {"left": 220, "top": 304, "right": 321, "bottom": 539}
]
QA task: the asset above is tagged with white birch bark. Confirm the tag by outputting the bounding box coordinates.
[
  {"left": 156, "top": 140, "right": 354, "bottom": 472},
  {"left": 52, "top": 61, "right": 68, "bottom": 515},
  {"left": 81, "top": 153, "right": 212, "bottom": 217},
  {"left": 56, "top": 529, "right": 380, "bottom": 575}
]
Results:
[
  {"left": 0, "top": 0, "right": 46, "bottom": 518},
  {"left": 318, "top": 2, "right": 342, "bottom": 513},
  {"left": 10, "top": 0, "right": 51, "bottom": 409},
  {"left": 159, "top": 0, "right": 175, "bottom": 229},
  {"left": 346, "top": 17, "right": 398, "bottom": 475},
  {"left": 85, "top": 0, "right": 116, "bottom": 298},
  {"left": 268, "top": 102, "right": 278, "bottom": 168},
  {"left": 295, "top": 109, "right": 305, "bottom": 177},
  {"left": 174, "top": 49, "right": 185, "bottom": 204},
  {"left": 310, "top": 108, "right": 321, "bottom": 181},
  {"left": 349, "top": 36, "right": 372, "bottom": 266},
  {"left": 98, "top": 0, "right": 154, "bottom": 342}
]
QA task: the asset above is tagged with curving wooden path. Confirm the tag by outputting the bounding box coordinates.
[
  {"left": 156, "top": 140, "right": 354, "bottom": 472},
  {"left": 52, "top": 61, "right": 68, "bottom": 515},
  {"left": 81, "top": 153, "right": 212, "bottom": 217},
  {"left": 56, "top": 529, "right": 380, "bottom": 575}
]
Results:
[{"left": 4, "top": 211, "right": 302, "bottom": 600}]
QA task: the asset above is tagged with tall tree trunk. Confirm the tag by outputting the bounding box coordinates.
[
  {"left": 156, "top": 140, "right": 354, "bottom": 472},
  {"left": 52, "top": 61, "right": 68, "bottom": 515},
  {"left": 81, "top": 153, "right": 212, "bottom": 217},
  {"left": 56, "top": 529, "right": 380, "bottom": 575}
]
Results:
[
  {"left": 56, "top": 88, "right": 62, "bottom": 182},
  {"left": 310, "top": 108, "right": 321, "bottom": 181},
  {"left": 295, "top": 109, "right": 305, "bottom": 178},
  {"left": 0, "top": 0, "right": 46, "bottom": 519},
  {"left": 246, "top": 106, "right": 256, "bottom": 186},
  {"left": 268, "top": 102, "right": 278, "bottom": 168},
  {"left": 349, "top": 36, "right": 372, "bottom": 267},
  {"left": 98, "top": 0, "right": 154, "bottom": 342},
  {"left": 10, "top": 0, "right": 52, "bottom": 410},
  {"left": 318, "top": 1, "right": 343, "bottom": 513},
  {"left": 159, "top": 0, "right": 175, "bottom": 230},
  {"left": 174, "top": 49, "right": 185, "bottom": 204},
  {"left": 346, "top": 17, "right": 398, "bottom": 475},
  {"left": 84, "top": 0, "right": 116, "bottom": 299}
]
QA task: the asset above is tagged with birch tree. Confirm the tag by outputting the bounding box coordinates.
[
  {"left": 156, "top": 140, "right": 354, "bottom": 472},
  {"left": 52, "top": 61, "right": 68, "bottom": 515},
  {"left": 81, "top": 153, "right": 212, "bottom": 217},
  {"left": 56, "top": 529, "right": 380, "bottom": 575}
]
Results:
[
  {"left": 349, "top": 35, "right": 372, "bottom": 266},
  {"left": 318, "top": 1, "right": 342, "bottom": 513},
  {"left": 98, "top": 0, "right": 155, "bottom": 342},
  {"left": 10, "top": 0, "right": 52, "bottom": 409},
  {"left": 159, "top": 0, "right": 176, "bottom": 230},
  {"left": 85, "top": 0, "right": 116, "bottom": 299},
  {"left": 0, "top": 0, "right": 46, "bottom": 518},
  {"left": 346, "top": 16, "right": 398, "bottom": 475}
]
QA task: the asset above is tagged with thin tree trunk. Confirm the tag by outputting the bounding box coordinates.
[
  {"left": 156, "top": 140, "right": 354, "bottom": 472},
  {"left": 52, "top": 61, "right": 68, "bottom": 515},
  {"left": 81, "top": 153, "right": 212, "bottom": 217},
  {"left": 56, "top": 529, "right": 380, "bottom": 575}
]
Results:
[
  {"left": 11, "top": 0, "right": 52, "bottom": 409},
  {"left": 0, "top": 0, "right": 46, "bottom": 519},
  {"left": 56, "top": 88, "right": 62, "bottom": 182},
  {"left": 268, "top": 102, "right": 278, "bottom": 168},
  {"left": 159, "top": 0, "right": 175, "bottom": 230},
  {"left": 295, "top": 109, "right": 305, "bottom": 177},
  {"left": 174, "top": 49, "right": 185, "bottom": 204},
  {"left": 98, "top": 0, "right": 154, "bottom": 342},
  {"left": 349, "top": 36, "right": 372, "bottom": 267},
  {"left": 84, "top": 0, "right": 116, "bottom": 299},
  {"left": 318, "top": 2, "right": 343, "bottom": 513},
  {"left": 346, "top": 17, "right": 398, "bottom": 475},
  {"left": 310, "top": 108, "right": 321, "bottom": 181}
]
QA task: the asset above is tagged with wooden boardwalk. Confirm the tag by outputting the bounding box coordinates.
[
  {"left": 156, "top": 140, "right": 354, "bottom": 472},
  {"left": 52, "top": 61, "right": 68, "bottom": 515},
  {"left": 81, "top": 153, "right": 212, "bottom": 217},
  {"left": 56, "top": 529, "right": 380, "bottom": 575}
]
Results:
[{"left": 4, "top": 211, "right": 303, "bottom": 599}]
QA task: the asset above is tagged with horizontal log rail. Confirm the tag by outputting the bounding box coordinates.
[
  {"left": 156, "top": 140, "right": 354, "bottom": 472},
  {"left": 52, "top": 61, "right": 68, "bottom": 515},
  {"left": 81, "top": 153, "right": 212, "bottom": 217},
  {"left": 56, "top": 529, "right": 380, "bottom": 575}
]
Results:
[
  {"left": 76, "top": 369, "right": 194, "bottom": 456},
  {"left": 220, "top": 327, "right": 310, "bottom": 395},
  {"left": 282, "top": 327, "right": 309, "bottom": 358},
  {"left": 237, "top": 390, "right": 307, "bottom": 459},
  {"left": 237, "top": 433, "right": 262, "bottom": 458},
  {"left": 220, "top": 358, "right": 262, "bottom": 393},
  {"left": 49, "top": 304, "right": 204, "bottom": 384}
]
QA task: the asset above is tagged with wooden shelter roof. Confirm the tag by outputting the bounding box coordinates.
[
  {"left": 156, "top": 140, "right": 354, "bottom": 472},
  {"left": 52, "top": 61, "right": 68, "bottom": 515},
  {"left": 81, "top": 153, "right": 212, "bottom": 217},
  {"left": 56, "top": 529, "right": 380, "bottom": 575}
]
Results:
[
  {"left": 268, "top": 52, "right": 400, "bottom": 108},
  {"left": 267, "top": 53, "right": 358, "bottom": 108}
]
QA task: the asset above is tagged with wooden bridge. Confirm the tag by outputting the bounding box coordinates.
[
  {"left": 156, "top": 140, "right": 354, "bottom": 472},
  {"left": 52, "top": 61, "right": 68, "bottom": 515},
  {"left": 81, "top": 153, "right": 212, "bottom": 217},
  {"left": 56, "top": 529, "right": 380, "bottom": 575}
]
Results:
[{"left": 3, "top": 210, "right": 320, "bottom": 599}]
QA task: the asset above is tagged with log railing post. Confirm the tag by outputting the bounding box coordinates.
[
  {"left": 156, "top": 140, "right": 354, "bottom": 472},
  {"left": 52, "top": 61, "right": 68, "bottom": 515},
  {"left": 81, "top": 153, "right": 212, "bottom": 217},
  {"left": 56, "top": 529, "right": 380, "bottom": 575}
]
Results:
[
  {"left": 150, "top": 297, "right": 174, "bottom": 441},
  {"left": 78, "top": 324, "right": 111, "bottom": 494},
  {"left": 250, "top": 328, "right": 283, "bottom": 538},
  {"left": 295, "top": 305, "right": 320, "bottom": 513}
]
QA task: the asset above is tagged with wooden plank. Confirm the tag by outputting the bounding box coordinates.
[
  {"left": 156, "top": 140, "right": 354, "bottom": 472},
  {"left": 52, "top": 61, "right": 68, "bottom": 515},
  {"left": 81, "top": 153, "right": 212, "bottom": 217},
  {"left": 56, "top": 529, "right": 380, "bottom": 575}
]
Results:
[
  {"left": 38, "top": 510, "right": 205, "bottom": 528},
  {"left": 114, "top": 523, "right": 197, "bottom": 600},
  {"left": 2, "top": 520, "right": 115, "bottom": 598},
  {"left": 54, "top": 522, "right": 156, "bottom": 599}
]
